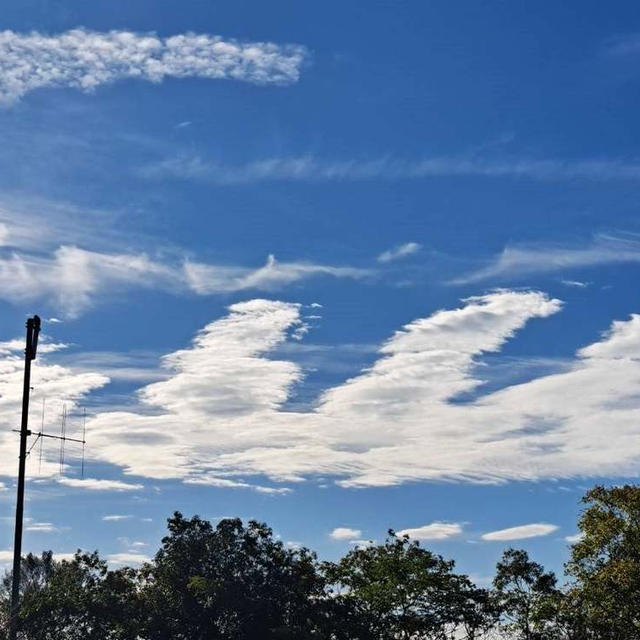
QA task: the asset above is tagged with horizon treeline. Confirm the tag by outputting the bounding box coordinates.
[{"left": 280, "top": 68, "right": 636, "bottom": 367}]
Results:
[{"left": 1, "top": 484, "right": 639, "bottom": 639}]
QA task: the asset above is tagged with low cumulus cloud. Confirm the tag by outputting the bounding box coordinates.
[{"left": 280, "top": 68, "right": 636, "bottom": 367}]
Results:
[
  {"left": 0, "top": 29, "right": 309, "bottom": 104},
  {"left": 330, "top": 527, "right": 362, "bottom": 540},
  {"left": 396, "top": 523, "right": 463, "bottom": 541},
  {"left": 481, "top": 523, "right": 558, "bottom": 542}
]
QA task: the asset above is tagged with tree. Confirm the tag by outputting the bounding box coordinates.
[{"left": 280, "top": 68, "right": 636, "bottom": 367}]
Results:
[
  {"left": 564, "top": 484, "right": 640, "bottom": 639},
  {"left": 493, "top": 549, "right": 559, "bottom": 640},
  {"left": 139, "top": 512, "right": 329, "bottom": 640},
  {"left": 0, "top": 551, "right": 142, "bottom": 640},
  {"left": 324, "top": 531, "right": 497, "bottom": 639}
]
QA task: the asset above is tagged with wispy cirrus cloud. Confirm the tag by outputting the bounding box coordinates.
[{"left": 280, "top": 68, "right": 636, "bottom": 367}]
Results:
[
  {"left": 377, "top": 242, "right": 422, "bottom": 264},
  {"left": 25, "top": 522, "right": 59, "bottom": 533},
  {"left": 0, "top": 245, "right": 368, "bottom": 317},
  {"left": 481, "top": 523, "right": 558, "bottom": 541},
  {"left": 452, "top": 234, "right": 640, "bottom": 284},
  {"left": 0, "top": 29, "right": 309, "bottom": 104},
  {"left": 184, "top": 254, "right": 370, "bottom": 295},
  {"left": 604, "top": 33, "right": 640, "bottom": 56},
  {"left": 140, "top": 152, "right": 640, "bottom": 185}
]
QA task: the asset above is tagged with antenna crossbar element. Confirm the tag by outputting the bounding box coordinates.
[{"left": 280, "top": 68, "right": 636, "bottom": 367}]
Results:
[{"left": 12, "top": 429, "right": 86, "bottom": 445}]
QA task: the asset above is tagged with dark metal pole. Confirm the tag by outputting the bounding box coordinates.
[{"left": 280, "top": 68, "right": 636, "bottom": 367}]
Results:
[{"left": 8, "top": 315, "right": 39, "bottom": 640}]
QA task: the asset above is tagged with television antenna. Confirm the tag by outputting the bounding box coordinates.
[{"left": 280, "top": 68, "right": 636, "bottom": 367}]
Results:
[{"left": 8, "top": 315, "right": 87, "bottom": 640}]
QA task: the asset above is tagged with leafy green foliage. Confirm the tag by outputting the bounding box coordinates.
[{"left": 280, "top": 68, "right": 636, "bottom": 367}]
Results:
[
  {"left": 139, "top": 513, "right": 329, "bottom": 639},
  {"left": 564, "top": 484, "right": 640, "bottom": 639},
  {"left": 324, "top": 531, "right": 497, "bottom": 639},
  {"left": 493, "top": 548, "right": 560, "bottom": 639},
  {"left": 3, "top": 485, "right": 640, "bottom": 639},
  {"left": 0, "top": 551, "right": 141, "bottom": 640}
]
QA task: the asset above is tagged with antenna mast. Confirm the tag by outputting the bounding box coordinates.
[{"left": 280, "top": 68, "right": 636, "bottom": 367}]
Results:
[
  {"left": 8, "top": 317, "right": 86, "bottom": 640},
  {"left": 9, "top": 315, "right": 40, "bottom": 640}
]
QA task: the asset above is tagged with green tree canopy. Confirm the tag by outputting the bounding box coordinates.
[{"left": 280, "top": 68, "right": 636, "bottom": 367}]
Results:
[
  {"left": 493, "top": 548, "right": 560, "bottom": 640},
  {"left": 324, "top": 531, "right": 497, "bottom": 639},
  {"left": 139, "top": 512, "right": 329, "bottom": 640},
  {"left": 565, "top": 484, "right": 640, "bottom": 639},
  {"left": 0, "top": 550, "right": 141, "bottom": 640}
]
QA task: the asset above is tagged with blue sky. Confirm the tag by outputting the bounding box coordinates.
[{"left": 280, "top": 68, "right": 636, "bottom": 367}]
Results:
[{"left": 2, "top": 1, "right": 640, "bottom": 583}]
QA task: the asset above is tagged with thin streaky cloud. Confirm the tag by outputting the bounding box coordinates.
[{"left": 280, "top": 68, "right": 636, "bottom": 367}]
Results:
[
  {"left": 377, "top": 242, "right": 422, "bottom": 263},
  {"left": 140, "top": 152, "right": 640, "bottom": 185},
  {"left": 481, "top": 523, "right": 558, "bottom": 541},
  {"left": 102, "top": 515, "right": 133, "bottom": 522},
  {"left": 25, "top": 522, "right": 58, "bottom": 532},
  {"left": 560, "top": 279, "right": 591, "bottom": 289},
  {"left": 604, "top": 33, "right": 640, "bottom": 56},
  {"left": 0, "top": 29, "right": 309, "bottom": 104},
  {"left": 184, "top": 254, "right": 371, "bottom": 295},
  {"left": 452, "top": 234, "right": 640, "bottom": 284},
  {"left": 0, "top": 244, "right": 368, "bottom": 317},
  {"left": 58, "top": 478, "right": 143, "bottom": 491}
]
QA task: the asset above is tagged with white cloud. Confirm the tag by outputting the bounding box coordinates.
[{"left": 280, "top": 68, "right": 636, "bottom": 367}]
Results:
[
  {"left": 106, "top": 552, "right": 151, "bottom": 566},
  {"left": 184, "top": 254, "right": 370, "bottom": 295},
  {"left": 57, "top": 478, "right": 143, "bottom": 491},
  {"left": 482, "top": 523, "right": 558, "bottom": 542},
  {"left": 183, "top": 475, "right": 291, "bottom": 494},
  {"left": 561, "top": 279, "right": 590, "bottom": 289},
  {"left": 10, "top": 289, "right": 640, "bottom": 492},
  {"left": 0, "top": 245, "right": 179, "bottom": 317},
  {"left": 396, "top": 522, "right": 463, "bottom": 541},
  {"left": 25, "top": 522, "right": 58, "bottom": 532},
  {"left": 102, "top": 515, "right": 133, "bottom": 522},
  {"left": 453, "top": 234, "right": 640, "bottom": 284},
  {"left": 565, "top": 533, "right": 585, "bottom": 543},
  {"left": 349, "top": 539, "right": 376, "bottom": 548},
  {"left": 0, "top": 244, "right": 366, "bottom": 317},
  {"left": 140, "top": 152, "right": 640, "bottom": 185},
  {"left": 330, "top": 527, "right": 362, "bottom": 540},
  {"left": 85, "top": 291, "right": 570, "bottom": 487},
  {"left": 0, "top": 29, "right": 309, "bottom": 104},
  {"left": 0, "top": 346, "right": 109, "bottom": 482},
  {"left": 377, "top": 242, "right": 422, "bottom": 263},
  {"left": 0, "top": 549, "right": 78, "bottom": 564}
]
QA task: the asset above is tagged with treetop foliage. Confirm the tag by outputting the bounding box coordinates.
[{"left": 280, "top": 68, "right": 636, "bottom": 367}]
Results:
[{"left": 2, "top": 485, "right": 640, "bottom": 639}]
